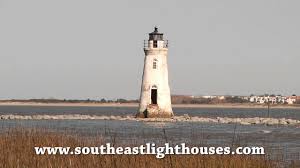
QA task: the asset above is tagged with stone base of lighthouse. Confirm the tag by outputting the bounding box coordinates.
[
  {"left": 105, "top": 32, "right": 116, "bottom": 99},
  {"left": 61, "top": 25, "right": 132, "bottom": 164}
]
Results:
[{"left": 136, "top": 104, "right": 173, "bottom": 118}]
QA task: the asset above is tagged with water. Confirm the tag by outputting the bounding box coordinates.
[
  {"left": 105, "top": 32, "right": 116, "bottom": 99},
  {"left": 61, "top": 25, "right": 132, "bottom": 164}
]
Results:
[
  {"left": 0, "top": 105, "right": 300, "bottom": 163},
  {"left": 0, "top": 105, "right": 300, "bottom": 120}
]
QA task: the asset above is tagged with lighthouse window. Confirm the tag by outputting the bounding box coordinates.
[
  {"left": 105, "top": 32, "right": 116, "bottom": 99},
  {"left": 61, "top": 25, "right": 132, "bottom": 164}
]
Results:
[
  {"left": 153, "top": 40, "right": 158, "bottom": 48},
  {"left": 153, "top": 59, "right": 157, "bottom": 69}
]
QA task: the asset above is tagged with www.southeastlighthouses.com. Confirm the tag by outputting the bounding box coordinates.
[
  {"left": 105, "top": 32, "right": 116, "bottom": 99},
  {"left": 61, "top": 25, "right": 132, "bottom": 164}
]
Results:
[{"left": 137, "top": 27, "right": 173, "bottom": 118}]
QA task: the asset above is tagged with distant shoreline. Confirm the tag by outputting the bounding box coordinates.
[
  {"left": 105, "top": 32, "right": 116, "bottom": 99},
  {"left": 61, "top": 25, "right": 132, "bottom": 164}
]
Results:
[{"left": 0, "top": 102, "right": 300, "bottom": 109}]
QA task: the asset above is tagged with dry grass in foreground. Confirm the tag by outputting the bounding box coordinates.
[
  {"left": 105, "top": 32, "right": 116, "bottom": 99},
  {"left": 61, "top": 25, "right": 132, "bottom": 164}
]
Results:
[{"left": 0, "top": 129, "right": 279, "bottom": 168}]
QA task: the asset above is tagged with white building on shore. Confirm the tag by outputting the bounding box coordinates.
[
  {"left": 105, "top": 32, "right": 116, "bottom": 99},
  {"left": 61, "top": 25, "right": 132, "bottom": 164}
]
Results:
[{"left": 249, "top": 95, "right": 297, "bottom": 104}]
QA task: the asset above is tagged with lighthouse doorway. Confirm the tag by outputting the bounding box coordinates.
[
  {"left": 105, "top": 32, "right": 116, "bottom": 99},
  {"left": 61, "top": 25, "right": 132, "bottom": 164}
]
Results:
[{"left": 151, "top": 89, "right": 157, "bottom": 104}]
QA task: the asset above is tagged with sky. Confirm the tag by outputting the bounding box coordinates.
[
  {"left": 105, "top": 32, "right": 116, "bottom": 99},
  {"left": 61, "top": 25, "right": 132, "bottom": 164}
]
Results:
[{"left": 0, "top": 0, "right": 299, "bottom": 99}]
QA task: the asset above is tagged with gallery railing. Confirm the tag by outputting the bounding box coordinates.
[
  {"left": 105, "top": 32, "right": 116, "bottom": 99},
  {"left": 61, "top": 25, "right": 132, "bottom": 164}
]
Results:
[{"left": 144, "top": 40, "right": 168, "bottom": 49}]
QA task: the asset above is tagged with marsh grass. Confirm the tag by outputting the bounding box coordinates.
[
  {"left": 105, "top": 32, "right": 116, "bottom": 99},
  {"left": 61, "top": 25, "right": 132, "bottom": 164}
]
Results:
[{"left": 0, "top": 128, "right": 279, "bottom": 168}]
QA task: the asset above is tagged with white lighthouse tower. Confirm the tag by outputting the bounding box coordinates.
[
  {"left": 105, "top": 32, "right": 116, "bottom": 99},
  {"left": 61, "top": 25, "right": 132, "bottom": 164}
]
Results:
[{"left": 137, "top": 27, "right": 173, "bottom": 118}]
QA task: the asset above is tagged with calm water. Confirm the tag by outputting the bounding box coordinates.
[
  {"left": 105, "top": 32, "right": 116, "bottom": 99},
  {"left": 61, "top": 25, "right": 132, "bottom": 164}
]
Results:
[
  {"left": 0, "top": 105, "right": 300, "bottom": 162},
  {"left": 0, "top": 105, "right": 300, "bottom": 119}
]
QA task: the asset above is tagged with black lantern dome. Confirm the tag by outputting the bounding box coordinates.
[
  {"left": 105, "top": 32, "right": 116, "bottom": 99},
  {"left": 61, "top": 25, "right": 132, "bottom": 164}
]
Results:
[{"left": 149, "top": 27, "right": 163, "bottom": 41}]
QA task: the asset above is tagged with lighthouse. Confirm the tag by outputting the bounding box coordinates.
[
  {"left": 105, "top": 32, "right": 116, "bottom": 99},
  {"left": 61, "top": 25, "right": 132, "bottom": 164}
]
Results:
[{"left": 137, "top": 27, "right": 174, "bottom": 118}]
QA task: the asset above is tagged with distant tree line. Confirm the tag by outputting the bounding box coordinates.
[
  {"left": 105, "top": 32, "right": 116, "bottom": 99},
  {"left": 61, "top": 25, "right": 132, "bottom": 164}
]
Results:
[
  {"left": 0, "top": 98, "right": 139, "bottom": 104},
  {"left": 225, "top": 96, "right": 249, "bottom": 103},
  {"left": 171, "top": 95, "right": 248, "bottom": 104},
  {"left": 1, "top": 96, "right": 298, "bottom": 104}
]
